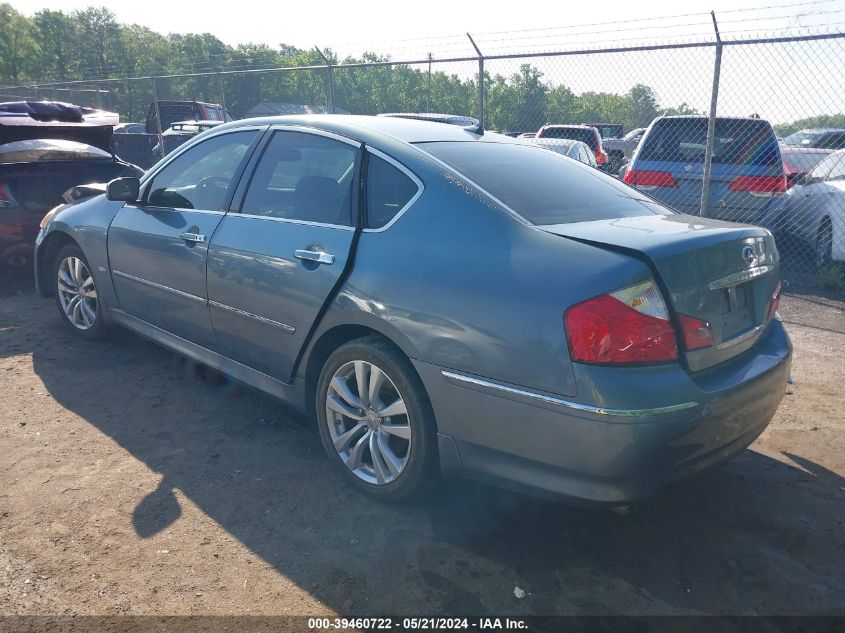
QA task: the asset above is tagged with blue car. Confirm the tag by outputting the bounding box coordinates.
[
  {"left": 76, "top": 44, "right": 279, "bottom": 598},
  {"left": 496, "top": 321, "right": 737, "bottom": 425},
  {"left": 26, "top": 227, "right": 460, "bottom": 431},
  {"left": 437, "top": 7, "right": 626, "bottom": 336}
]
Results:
[
  {"left": 34, "top": 115, "right": 791, "bottom": 504},
  {"left": 624, "top": 116, "right": 786, "bottom": 225}
]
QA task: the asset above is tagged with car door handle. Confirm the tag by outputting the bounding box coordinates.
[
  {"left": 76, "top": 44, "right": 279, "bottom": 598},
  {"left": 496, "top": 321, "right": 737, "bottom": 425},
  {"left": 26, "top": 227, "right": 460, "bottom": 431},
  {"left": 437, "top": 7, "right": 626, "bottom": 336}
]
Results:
[
  {"left": 294, "top": 249, "right": 335, "bottom": 265},
  {"left": 179, "top": 232, "right": 206, "bottom": 243}
]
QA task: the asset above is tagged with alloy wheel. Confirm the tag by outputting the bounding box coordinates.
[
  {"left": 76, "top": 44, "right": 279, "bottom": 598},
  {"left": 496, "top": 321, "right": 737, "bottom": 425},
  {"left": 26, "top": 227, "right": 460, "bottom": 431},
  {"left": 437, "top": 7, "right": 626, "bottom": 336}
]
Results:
[
  {"left": 57, "top": 256, "right": 98, "bottom": 330},
  {"left": 325, "top": 360, "right": 411, "bottom": 485}
]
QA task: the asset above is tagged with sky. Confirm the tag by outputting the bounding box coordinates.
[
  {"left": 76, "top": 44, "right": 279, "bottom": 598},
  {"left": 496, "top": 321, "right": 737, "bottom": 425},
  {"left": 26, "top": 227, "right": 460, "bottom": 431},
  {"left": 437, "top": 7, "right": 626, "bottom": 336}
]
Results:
[
  {"left": 9, "top": 0, "right": 845, "bottom": 123},
  {"left": 11, "top": 0, "right": 845, "bottom": 57}
]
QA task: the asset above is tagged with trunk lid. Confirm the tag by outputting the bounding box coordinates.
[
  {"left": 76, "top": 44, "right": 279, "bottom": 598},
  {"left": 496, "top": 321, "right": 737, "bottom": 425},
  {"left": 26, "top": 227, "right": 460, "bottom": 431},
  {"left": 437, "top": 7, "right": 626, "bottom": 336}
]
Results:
[
  {"left": 0, "top": 124, "right": 114, "bottom": 154},
  {"left": 542, "top": 213, "right": 780, "bottom": 371}
]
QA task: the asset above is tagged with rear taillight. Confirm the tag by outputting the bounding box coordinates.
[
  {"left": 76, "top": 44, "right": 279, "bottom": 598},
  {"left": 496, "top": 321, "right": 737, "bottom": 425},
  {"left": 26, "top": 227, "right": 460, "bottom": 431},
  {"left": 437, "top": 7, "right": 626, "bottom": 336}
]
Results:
[
  {"left": 623, "top": 169, "right": 677, "bottom": 188},
  {"left": 729, "top": 175, "right": 787, "bottom": 197},
  {"left": 0, "top": 183, "right": 17, "bottom": 208},
  {"left": 596, "top": 149, "right": 607, "bottom": 166},
  {"left": 565, "top": 280, "right": 678, "bottom": 365},
  {"left": 677, "top": 313, "right": 714, "bottom": 351},
  {"left": 766, "top": 281, "right": 782, "bottom": 321}
]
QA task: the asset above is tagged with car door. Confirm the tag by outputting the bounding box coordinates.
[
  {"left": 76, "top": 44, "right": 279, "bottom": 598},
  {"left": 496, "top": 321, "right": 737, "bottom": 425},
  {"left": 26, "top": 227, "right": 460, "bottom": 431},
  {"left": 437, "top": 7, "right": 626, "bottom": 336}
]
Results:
[
  {"left": 206, "top": 127, "right": 361, "bottom": 382},
  {"left": 107, "top": 129, "right": 260, "bottom": 347}
]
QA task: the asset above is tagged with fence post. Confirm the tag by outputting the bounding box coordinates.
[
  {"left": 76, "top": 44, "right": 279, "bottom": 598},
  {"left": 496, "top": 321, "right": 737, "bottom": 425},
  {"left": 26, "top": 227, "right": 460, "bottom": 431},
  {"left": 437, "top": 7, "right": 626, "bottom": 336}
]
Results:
[
  {"left": 151, "top": 77, "right": 165, "bottom": 159},
  {"left": 700, "top": 11, "right": 722, "bottom": 218},
  {"left": 467, "top": 33, "right": 485, "bottom": 127},
  {"left": 315, "top": 47, "right": 336, "bottom": 114},
  {"left": 218, "top": 73, "right": 227, "bottom": 120},
  {"left": 427, "top": 53, "right": 433, "bottom": 112}
]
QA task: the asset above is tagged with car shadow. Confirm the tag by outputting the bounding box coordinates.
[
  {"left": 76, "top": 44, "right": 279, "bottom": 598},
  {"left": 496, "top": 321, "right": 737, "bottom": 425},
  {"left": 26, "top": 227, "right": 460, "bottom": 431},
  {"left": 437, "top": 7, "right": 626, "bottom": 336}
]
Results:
[{"left": 21, "top": 303, "right": 845, "bottom": 616}]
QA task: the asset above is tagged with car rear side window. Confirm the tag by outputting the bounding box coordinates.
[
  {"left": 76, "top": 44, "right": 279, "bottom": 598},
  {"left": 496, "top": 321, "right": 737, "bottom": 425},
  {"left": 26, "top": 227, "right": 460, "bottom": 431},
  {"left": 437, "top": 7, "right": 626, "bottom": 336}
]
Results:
[
  {"left": 419, "top": 141, "right": 665, "bottom": 225},
  {"left": 810, "top": 152, "right": 844, "bottom": 180},
  {"left": 241, "top": 131, "right": 358, "bottom": 226},
  {"left": 826, "top": 155, "right": 845, "bottom": 181},
  {"left": 638, "top": 119, "right": 780, "bottom": 166},
  {"left": 366, "top": 154, "right": 419, "bottom": 229}
]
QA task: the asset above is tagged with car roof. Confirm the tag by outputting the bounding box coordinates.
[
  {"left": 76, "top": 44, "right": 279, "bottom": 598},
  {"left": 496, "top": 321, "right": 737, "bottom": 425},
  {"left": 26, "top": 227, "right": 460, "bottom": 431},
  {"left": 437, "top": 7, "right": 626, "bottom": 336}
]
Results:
[
  {"left": 780, "top": 145, "right": 833, "bottom": 153},
  {"left": 216, "top": 114, "right": 512, "bottom": 145},
  {"left": 656, "top": 115, "right": 770, "bottom": 122},
  {"left": 540, "top": 124, "right": 595, "bottom": 129},
  {"left": 795, "top": 128, "right": 845, "bottom": 134}
]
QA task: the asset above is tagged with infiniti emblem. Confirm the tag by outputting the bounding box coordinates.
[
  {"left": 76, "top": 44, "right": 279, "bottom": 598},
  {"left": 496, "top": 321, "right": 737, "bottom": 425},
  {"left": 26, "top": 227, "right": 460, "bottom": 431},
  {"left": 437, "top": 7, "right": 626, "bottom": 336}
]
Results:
[{"left": 741, "top": 245, "right": 757, "bottom": 265}]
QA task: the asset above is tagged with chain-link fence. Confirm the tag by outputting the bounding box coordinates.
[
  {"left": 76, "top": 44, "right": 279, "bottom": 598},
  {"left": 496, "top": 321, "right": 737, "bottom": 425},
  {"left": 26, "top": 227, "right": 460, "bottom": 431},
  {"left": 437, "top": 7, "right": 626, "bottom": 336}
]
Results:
[{"left": 3, "top": 23, "right": 845, "bottom": 274}]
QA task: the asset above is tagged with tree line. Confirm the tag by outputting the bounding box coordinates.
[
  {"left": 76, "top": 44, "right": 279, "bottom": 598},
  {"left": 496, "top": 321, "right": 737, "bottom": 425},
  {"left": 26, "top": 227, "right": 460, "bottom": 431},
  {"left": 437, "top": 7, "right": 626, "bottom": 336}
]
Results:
[{"left": 0, "top": 3, "right": 732, "bottom": 134}]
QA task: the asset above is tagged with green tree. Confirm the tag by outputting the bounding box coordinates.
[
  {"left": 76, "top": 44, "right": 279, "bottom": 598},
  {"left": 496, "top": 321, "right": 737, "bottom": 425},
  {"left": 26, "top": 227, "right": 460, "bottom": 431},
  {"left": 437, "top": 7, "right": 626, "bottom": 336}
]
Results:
[{"left": 0, "top": 3, "right": 39, "bottom": 83}]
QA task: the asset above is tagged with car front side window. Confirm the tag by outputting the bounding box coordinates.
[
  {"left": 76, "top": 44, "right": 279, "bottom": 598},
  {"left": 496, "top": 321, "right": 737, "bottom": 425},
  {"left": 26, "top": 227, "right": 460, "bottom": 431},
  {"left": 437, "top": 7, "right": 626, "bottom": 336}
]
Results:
[{"left": 146, "top": 131, "right": 256, "bottom": 210}]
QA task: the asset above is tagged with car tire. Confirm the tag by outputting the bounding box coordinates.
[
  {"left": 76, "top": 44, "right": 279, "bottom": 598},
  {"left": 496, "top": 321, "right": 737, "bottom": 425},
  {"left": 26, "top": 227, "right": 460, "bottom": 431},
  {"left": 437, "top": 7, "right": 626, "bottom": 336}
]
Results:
[
  {"left": 316, "top": 336, "right": 438, "bottom": 501},
  {"left": 53, "top": 244, "right": 109, "bottom": 340},
  {"left": 815, "top": 218, "right": 834, "bottom": 268}
]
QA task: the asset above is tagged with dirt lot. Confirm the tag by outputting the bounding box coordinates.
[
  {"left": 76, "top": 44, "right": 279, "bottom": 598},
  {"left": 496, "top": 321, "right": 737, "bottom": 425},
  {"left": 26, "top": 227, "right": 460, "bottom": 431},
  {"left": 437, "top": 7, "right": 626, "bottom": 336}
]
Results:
[{"left": 0, "top": 286, "right": 843, "bottom": 617}]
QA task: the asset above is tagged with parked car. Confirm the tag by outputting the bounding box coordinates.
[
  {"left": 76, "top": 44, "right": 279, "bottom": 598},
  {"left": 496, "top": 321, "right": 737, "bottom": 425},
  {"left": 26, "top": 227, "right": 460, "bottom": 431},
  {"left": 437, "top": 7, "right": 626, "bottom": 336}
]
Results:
[
  {"left": 0, "top": 123, "right": 142, "bottom": 277},
  {"left": 528, "top": 138, "right": 598, "bottom": 167},
  {"left": 586, "top": 123, "right": 624, "bottom": 140},
  {"left": 146, "top": 100, "right": 231, "bottom": 135},
  {"left": 624, "top": 116, "right": 785, "bottom": 224},
  {"left": 603, "top": 127, "right": 647, "bottom": 173},
  {"left": 152, "top": 120, "right": 226, "bottom": 156},
  {"left": 780, "top": 146, "right": 833, "bottom": 189},
  {"left": 536, "top": 124, "right": 607, "bottom": 167},
  {"left": 35, "top": 115, "right": 791, "bottom": 504},
  {"left": 774, "top": 148, "right": 845, "bottom": 265},
  {"left": 113, "top": 101, "right": 233, "bottom": 169},
  {"left": 781, "top": 128, "right": 845, "bottom": 150}
]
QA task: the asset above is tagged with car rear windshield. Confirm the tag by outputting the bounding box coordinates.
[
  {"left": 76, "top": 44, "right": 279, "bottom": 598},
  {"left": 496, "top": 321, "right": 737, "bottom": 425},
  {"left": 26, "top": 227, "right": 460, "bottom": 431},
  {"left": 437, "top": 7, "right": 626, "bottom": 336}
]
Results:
[
  {"left": 590, "top": 125, "right": 623, "bottom": 139},
  {"left": 638, "top": 118, "right": 780, "bottom": 166},
  {"left": 782, "top": 130, "right": 825, "bottom": 146},
  {"left": 538, "top": 127, "right": 597, "bottom": 150},
  {"left": 419, "top": 141, "right": 666, "bottom": 225}
]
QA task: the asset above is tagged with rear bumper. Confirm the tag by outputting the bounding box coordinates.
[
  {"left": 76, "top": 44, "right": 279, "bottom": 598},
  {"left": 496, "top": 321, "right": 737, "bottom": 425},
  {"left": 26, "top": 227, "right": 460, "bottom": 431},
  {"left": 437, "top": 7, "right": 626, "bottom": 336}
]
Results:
[{"left": 415, "top": 319, "right": 791, "bottom": 504}]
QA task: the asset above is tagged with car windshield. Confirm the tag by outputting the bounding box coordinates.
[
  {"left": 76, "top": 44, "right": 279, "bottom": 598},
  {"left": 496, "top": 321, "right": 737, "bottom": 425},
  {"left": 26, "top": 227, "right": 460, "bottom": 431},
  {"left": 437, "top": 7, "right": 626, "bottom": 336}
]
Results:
[
  {"left": 782, "top": 130, "right": 825, "bottom": 146},
  {"left": 638, "top": 118, "right": 780, "bottom": 166},
  {"left": 0, "top": 139, "right": 112, "bottom": 164},
  {"left": 418, "top": 140, "right": 666, "bottom": 225}
]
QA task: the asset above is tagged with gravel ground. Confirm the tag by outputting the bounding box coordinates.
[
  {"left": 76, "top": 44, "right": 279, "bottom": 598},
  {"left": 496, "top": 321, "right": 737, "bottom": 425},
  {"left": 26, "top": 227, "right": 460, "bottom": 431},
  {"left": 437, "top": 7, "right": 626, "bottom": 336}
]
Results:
[{"left": 0, "top": 286, "right": 843, "bottom": 617}]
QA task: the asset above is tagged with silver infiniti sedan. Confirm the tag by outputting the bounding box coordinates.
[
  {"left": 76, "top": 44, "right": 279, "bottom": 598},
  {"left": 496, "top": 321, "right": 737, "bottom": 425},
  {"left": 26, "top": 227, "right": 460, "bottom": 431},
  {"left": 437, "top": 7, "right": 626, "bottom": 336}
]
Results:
[{"left": 35, "top": 115, "right": 791, "bottom": 504}]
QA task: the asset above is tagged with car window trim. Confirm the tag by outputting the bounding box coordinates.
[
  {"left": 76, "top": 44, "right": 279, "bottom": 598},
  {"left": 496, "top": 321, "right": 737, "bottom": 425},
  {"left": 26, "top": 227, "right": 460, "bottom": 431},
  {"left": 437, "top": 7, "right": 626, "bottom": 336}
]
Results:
[
  {"left": 362, "top": 147, "right": 424, "bottom": 233},
  {"left": 232, "top": 125, "right": 363, "bottom": 230},
  {"left": 138, "top": 127, "right": 265, "bottom": 213}
]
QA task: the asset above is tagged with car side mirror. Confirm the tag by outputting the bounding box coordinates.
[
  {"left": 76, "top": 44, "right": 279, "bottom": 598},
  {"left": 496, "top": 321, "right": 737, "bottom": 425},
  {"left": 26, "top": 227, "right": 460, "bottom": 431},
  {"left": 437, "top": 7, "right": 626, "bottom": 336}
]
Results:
[{"left": 107, "top": 177, "right": 140, "bottom": 202}]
